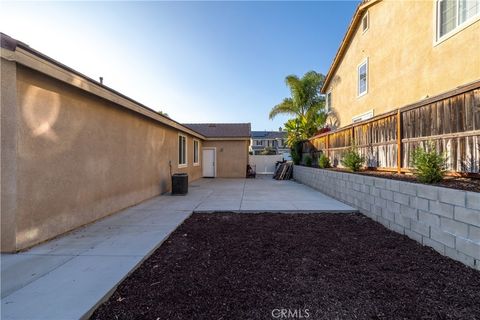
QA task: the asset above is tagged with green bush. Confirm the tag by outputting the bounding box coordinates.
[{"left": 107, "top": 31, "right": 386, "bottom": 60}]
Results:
[
  {"left": 318, "top": 154, "right": 331, "bottom": 168},
  {"left": 341, "top": 146, "right": 365, "bottom": 172},
  {"left": 291, "top": 148, "right": 301, "bottom": 165},
  {"left": 411, "top": 143, "right": 447, "bottom": 183},
  {"left": 305, "top": 155, "right": 312, "bottom": 167}
]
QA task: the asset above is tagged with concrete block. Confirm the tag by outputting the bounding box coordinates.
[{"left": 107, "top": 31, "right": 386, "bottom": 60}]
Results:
[
  {"left": 468, "top": 225, "right": 480, "bottom": 242},
  {"left": 429, "top": 201, "right": 454, "bottom": 218},
  {"left": 390, "top": 223, "right": 405, "bottom": 235},
  {"left": 381, "top": 189, "right": 394, "bottom": 201},
  {"left": 399, "top": 181, "right": 417, "bottom": 196},
  {"left": 418, "top": 210, "right": 440, "bottom": 227},
  {"left": 411, "top": 220, "right": 430, "bottom": 237},
  {"left": 386, "top": 201, "right": 400, "bottom": 215},
  {"left": 454, "top": 206, "right": 480, "bottom": 228},
  {"left": 417, "top": 185, "right": 438, "bottom": 200},
  {"left": 387, "top": 180, "right": 400, "bottom": 192},
  {"left": 455, "top": 237, "right": 480, "bottom": 260},
  {"left": 377, "top": 216, "right": 391, "bottom": 228},
  {"left": 410, "top": 196, "right": 429, "bottom": 211},
  {"left": 405, "top": 229, "right": 423, "bottom": 243},
  {"left": 430, "top": 227, "right": 455, "bottom": 248},
  {"left": 438, "top": 188, "right": 465, "bottom": 207},
  {"left": 466, "top": 192, "right": 480, "bottom": 210},
  {"left": 364, "top": 177, "right": 375, "bottom": 186},
  {"left": 394, "top": 192, "right": 410, "bottom": 206},
  {"left": 445, "top": 247, "right": 476, "bottom": 268},
  {"left": 440, "top": 217, "right": 468, "bottom": 238},
  {"left": 374, "top": 197, "right": 387, "bottom": 208},
  {"left": 422, "top": 237, "right": 446, "bottom": 254},
  {"left": 370, "top": 187, "right": 381, "bottom": 197},
  {"left": 374, "top": 178, "right": 386, "bottom": 188},
  {"left": 394, "top": 212, "right": 411, "bottom": 228},
  {"left": 382, "top": 209, "right": 395, "bottom": 222},
  {"left": 400, "top": 205, "right": 417, "bottom": 219},
  {"left": 372, "top": 205, "right": 383, "bottom": 216}
]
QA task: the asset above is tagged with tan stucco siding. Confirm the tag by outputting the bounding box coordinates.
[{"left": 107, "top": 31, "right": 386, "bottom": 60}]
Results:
[
  {"left": 10, "top": 65, "right": 201, "bottom": 250},
  {"left": 203, "top": 140, "right": 249, "bottom": 178},
  {"left": 325, "top": 0, "right": 480, "bottom": 127}
]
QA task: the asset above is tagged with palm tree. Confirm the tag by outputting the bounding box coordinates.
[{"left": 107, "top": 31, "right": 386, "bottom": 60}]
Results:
[{"left": 269, "top": 71, "right": 328, "bottom": 146}]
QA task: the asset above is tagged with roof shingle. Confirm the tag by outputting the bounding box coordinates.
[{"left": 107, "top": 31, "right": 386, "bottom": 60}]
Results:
[{"left": 183, "top": 123, "right": 251, "bottom": 138}]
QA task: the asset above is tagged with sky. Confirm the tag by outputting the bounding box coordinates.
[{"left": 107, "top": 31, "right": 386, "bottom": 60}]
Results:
[{"left": 0, "top": 1, "right": 358, "bottom": 131}]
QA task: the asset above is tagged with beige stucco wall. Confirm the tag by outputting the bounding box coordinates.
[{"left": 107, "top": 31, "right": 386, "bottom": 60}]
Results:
[
  {"left": 203, "top": 140, "right": 249, "bottom": 178},
  {"left": 2, "top": 64, "right": 202, "bottom": 251},
  {"left": 325, "top": 0, "right": 480, "bottom": 127}
]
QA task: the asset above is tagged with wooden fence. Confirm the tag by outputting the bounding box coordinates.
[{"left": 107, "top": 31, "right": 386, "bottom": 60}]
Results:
[{"left": 306, "top": 81, "right": 480, "bottom": 174}]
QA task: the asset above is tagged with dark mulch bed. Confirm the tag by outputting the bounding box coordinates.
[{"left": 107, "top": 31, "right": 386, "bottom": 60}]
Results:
[
  {"left": 91, "top": 213, "right": 480, "bottom": 320},
  {"left": 325, "top": 167, "right": 480, "bottom": 192}
]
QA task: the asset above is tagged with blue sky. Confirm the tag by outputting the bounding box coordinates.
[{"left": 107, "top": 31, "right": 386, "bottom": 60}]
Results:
[{"left": 1, "top": 1, "right": 358, "bottom": 131}]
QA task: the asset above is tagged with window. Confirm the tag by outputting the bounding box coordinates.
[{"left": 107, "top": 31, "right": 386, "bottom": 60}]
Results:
[
  {"left": 358, "top": 58, "right": 368, "bottom": 97},
  {"left": 352, "top": 110, "right": 374, "bottom": 123},
  {"left": 437, "top": 0, "right": 480, "bottom": 40},
  {"left": 193, "top": 139, "right": 199, "bottom": 165},
  {"left": 362, "top": 11, "right": 369, "bottom": 33},
  {"left": 325, "top": 92, "right": 332, "bottom": 111},
  {"left": 178, "top": 134, "right": 187, "bottom": 167}
]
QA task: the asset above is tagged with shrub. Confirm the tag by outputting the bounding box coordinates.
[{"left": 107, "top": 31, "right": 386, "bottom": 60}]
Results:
[
  {"left": 291, "top": 148, "right": 301, "bottom": 165},
  {"left": 341, "top": 146, "right": 365, "bottom": 172},
  {"left": 410, "top": 143, "right": 447, "bottom": 183},
  {"left": 318, "top": 154, "right": 331, "bottom": 168},
  {"left": 305, "top": 155, "right": 312, "bottom": 167}
]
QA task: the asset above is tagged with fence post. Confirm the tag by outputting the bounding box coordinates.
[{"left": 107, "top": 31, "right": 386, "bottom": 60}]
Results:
[
  {"left": 396, "top": 109, "right": 402, "bottom": 174},
  {"left": 326, "top": 134, "right": 329, "bottom": 158}
]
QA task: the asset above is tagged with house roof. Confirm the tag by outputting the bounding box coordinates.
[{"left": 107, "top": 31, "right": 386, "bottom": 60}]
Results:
[
  {"left": 0, "top": 33, "right": 201, "bottom": 140},
  {"left": 183, "top": 123, "right": 251, "bottom": 139},
  {"left": 321, "top": 0, "right": 381, "bottom": 93},
  {"left": 251, "top": 131, "right": 287, "bottom": 139}
]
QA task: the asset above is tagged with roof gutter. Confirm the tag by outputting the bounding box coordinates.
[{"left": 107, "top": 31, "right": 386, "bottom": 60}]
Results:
[{"left": 321, "top": 0, "right": 382, "bottom": 93}]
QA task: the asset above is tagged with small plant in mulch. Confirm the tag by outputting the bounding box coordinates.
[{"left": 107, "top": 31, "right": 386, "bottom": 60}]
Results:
[
  {"left": 318, "top": 154, "right": 331, "bottom": 168},
  {"left": 410, "top": 142, "right": 447, "bottom": 183},
  {"left": 341, "top": 145, "right": 365, "bottom": 172},
  {"left": 304, "top": 155, "right": 312, "bottom": 167}
]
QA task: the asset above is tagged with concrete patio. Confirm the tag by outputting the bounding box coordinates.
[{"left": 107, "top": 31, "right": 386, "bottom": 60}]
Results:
[{"left": 1, "top": 177, "right": 355, "bottom": 320}]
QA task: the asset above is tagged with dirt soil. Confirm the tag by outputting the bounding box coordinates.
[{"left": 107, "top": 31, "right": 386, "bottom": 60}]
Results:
[
  {"left": 91, "top": 213, "right": 480, "bottom": 320},
  {"left": 326, "top": 167, "right": 480, "bottom": 192}
]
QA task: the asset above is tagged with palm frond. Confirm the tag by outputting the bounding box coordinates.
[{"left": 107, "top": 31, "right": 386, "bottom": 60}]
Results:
[{"left": 269, "top": 98, "right": 296, "bottom": 119}]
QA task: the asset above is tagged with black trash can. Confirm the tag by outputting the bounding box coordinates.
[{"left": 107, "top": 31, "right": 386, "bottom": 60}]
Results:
[{"left": 171, "top": 173, "right": 188, "bottom": 195}]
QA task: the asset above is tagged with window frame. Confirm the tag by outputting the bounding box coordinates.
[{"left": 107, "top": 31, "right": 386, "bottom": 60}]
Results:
[
  {"left": 352, "top": 110, "right": 374, "bottom": 123},
  {"left": 362, "top": 11, "right": 369, "bottom": 33},
  {"left": 193, "top": 139, "right": 200, "bottom": 166},
  {"left": 325, "top": 91, "right": 332, "bottom": 112},
  {"left": 178, "top": 133, "right": 187, "bottom": 168},
  {"left": 357, "top": 58, "right": 369, "bottom": 98},
  {"left": 435, "top": 0, "right": 480, "bottom": 45}
]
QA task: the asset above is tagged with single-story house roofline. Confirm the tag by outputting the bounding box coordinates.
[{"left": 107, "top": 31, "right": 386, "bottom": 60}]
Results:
[
  {"left": 251, "top": 130, "right": 287, "bottom": 139},
  {"left": 0, "top": 32, "right": 205, "bottom": 140},
  {"left": 320, "top": 0, "right": 380, "bottom": 94},
  {"left": 183, "top": 123, "right": 251, "bottom": 140}
]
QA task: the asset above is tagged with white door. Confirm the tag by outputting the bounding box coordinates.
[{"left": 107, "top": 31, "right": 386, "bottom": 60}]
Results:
[{"left": 202, "top": 148, "right": 216, "bottom": 177}]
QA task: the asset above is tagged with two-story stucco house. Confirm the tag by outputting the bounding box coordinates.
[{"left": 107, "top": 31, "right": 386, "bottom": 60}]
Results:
[
  {"left": 322, "top": 0, "right": 480, "bottom": 127},
  {"left": 250, "top": 129, "right": 288, "bottom": 155}
]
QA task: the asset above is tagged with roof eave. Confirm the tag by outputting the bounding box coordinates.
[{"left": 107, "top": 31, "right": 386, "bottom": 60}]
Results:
[{"left": 321, "top": 0, "right": 382, "bottom": 93}]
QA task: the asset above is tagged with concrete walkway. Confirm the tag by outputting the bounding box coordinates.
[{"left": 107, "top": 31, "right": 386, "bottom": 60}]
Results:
[{"left": 1, "top": 177, "right": 355, "bottom": 320}]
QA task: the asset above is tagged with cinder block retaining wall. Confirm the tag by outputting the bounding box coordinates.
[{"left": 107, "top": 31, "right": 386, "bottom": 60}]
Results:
[{"left": 294, "top": 165, "right": 480, "bottom": 270}]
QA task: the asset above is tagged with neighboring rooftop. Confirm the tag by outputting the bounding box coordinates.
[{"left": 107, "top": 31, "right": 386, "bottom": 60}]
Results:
[
  {"left": 183, "top": 123, "right": 251, "bottom": 138},
  {"left": 251, "top": 130, "right": 287, "bottom": 139}
]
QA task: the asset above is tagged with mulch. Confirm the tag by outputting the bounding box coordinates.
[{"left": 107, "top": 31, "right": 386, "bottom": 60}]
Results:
[
  {"left": 325, "top": 167, "right": 480, "bottom": 192},
  {"left": 90, "top": 213, "right": 480, "bottom": 320}
]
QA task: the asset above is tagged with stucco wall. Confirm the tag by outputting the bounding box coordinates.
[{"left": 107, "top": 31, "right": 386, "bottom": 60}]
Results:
[
  {"left": 2, "top": 65, "right": 202, "bottom": 251},
  {"left": 325, "top": 0, "right": 480, "bottom": 126},
  {"left": 203, "top": 140, "right": 249, "bottom": 178}
]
